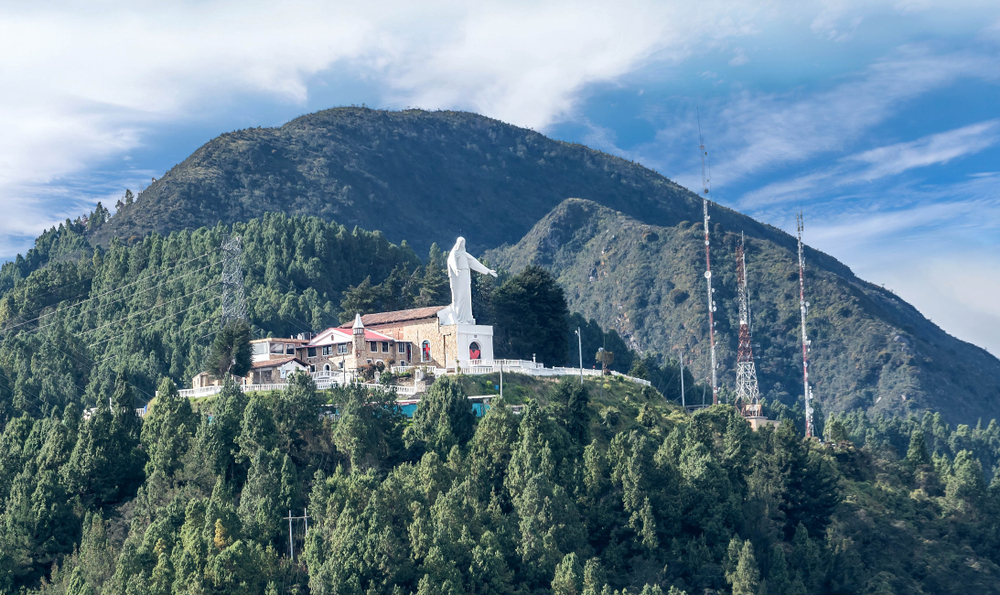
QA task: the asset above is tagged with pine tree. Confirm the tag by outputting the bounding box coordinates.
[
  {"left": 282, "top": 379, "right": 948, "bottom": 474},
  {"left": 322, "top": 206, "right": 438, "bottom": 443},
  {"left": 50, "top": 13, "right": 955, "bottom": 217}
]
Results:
[
  {"left": 552, "top": 378, "right": 591, "bottom": 445},
  {"left": 552, "top": 553, "right": 584, "bottom": 595},
  {"left": 946, "top": 450, "right": 985, "bottom": 513},
  {"left": 416, "top": 243, "right": 450, "bottom": 307},
  {"left": 142, "top": 377, "right": 197, "bottom": 481},
  {"left": 66, "top": 567, "right": 96, "bottom": 595},
  {"left": 906, "top": 430, "right": 931, "bottom": 467},
  {"left": 404, "top": 376, "right": 476, "bottom": 455},
  {"left": 730, "top": 540, "right": 760, "bottom": 595},
  {"left": 767, "top": 544, "right": 791, "bottom": 595},
  {"left": 208, "top": 320, "right": 252, "bottom": 379},
  {"left": 582, "top": 558, "right": 607, "bottom": 595},
  {"left": 492, "top": 265, "right": 569, "bottom": 366}
]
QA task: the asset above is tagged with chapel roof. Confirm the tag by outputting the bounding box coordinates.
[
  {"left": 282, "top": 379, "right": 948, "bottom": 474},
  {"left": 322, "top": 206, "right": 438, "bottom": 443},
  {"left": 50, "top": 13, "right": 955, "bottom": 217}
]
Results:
[
  {"left": 339, "top": 306, "right": 445, "bottom": 328},
  {"left": 250, "top": 356, "right": 307, "bottom": 369}
]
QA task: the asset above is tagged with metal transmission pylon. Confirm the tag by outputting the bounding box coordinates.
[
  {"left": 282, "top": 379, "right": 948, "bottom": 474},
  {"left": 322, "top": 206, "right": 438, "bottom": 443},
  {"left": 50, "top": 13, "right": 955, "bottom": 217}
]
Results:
[
  {"left": 698, "top": 117, "right": 719, "bottom": 405},
  {"left": 734, "top": 234, "right": 761, "bottom": 417},
  {"left": 796, "top": 213, "right": 815, "bottom": 438},
  {"left": 220, "top": 235, "right": 248, "bottom": 327}
]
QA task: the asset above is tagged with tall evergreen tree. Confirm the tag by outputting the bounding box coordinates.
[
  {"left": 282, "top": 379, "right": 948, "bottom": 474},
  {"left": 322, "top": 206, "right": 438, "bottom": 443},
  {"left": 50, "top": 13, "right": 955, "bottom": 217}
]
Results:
[
  {"left": 208, "top": 320, "right": 252, "bottom": 379},
  {"left": 493, "top": 265, "right": 569, "bottom": 366},
  {"left": 405, "top": 376, "right": 476, "bottom": 455}
]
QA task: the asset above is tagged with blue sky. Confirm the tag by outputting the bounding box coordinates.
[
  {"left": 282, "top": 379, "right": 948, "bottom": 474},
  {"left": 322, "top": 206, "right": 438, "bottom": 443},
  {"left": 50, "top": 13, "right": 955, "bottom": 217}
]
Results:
[{"left": 1, "top": 0, "right": 998, "bottom": 354}]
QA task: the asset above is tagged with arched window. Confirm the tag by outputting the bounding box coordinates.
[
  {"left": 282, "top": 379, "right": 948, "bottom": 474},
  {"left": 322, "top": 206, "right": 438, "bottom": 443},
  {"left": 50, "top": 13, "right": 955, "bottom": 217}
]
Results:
[
  {"left": 324, "top": 364, "right": 331, "bottom": 372},
  {"left": 469, "top": 341, "right": 481, "bottom": 361},
  {"left": 421, "top": 340, "right": 431, "bottom": 363}
]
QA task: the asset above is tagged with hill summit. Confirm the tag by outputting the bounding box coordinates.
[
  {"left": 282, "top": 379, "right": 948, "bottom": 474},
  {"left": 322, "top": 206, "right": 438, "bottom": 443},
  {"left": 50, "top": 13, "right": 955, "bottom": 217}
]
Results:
[{"left": 12, "top": 107, "right": 1000, "bottom": 425}]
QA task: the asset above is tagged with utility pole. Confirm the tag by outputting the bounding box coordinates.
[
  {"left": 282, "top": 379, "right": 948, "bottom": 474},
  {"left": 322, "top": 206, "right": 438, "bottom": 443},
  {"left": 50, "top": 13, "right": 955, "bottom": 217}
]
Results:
[
  {"left": 286, "top": 510, "right": 293, "bottom": 560},
  {"left": 734, "top": 233, "right": 762, "bottom": 417},
  {"left": 796, "top": 212, "right": 814, "bottom": 438},
  {"left": 575, "top": 327, "right": 583, "bottom": 385},
  {"left": 283, "top": 509, "right": 310, "bottom": 561},
  {"left": 698, "top": 117, "right": 719, "bottom": 404}
]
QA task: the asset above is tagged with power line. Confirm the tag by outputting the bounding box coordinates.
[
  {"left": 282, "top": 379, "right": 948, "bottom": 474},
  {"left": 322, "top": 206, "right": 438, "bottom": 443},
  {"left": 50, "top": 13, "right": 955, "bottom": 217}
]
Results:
[
  {"left": 19, "top": 260, "right": 220, "bottom": 339},
  {"left": 87, "top": 293, "right": 221, "bottom": 349},
  {"left": 79, "top": 282, "right": 220, "bottom": 338},
  {"left": 1, "top": 251, "right": 214, "bottom": 335}
]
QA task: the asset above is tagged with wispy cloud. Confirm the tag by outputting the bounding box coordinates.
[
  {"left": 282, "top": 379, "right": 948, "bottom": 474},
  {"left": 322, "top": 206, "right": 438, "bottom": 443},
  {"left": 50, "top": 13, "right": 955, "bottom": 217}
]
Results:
[
  {"left": 739, "top": 119, "right": 1000, "bottom": 206},
  {"left": 849, "top": 119, "right": 1000, "bottom": 180},
  {"left": 713, "top": 47, "right": 999, "bottom": 186},
  {"left": 0, "top": 0, "right": 772, "bottom": 252}
]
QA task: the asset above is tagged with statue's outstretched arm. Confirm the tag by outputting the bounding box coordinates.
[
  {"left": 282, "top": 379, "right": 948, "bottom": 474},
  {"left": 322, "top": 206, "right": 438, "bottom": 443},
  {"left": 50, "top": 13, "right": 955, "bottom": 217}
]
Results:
[{"left": 467, "top": 255, "right": 498, "bottom": 277}]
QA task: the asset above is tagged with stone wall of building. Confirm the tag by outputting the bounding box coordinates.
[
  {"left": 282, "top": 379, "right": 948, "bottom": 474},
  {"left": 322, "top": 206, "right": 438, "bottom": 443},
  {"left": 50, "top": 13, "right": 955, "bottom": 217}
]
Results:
[{"left": 368, "top": 317, "right": 447, "bottom": 368}]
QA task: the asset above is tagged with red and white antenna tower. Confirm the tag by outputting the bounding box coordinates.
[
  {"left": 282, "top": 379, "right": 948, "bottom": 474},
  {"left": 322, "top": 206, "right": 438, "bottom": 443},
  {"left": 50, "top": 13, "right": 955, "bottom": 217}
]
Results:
[
  {"left": 698, "top": 116, "right": 719, "bottom": 405},
  {"left": 734, "top": 233, "right": 761, "bottom": 417},
  {"left": 796, "top": 212, "right": 814, "bottom": 437}
]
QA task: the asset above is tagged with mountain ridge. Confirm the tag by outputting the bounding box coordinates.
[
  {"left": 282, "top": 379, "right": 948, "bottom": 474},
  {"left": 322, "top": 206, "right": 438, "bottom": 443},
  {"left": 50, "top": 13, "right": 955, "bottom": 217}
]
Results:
[
  {"left": 487, "top": 198, "right": 1000, "bottom": 425},
  {"left": 4, "top": 107, "right": 996, "bottom": 424}
]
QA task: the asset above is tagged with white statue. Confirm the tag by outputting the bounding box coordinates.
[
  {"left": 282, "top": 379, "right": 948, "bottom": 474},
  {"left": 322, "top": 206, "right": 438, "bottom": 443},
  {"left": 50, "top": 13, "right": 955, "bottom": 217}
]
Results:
[{"left": 437, "top": 237, "right": 497, "bottom": 325}]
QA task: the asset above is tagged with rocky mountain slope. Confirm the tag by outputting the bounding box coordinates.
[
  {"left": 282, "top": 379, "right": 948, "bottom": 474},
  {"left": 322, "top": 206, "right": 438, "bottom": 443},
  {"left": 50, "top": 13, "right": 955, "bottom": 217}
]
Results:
[
  {"left": 487, "top": 198, "right": 1000, "bottom": 425},
  {"left": 96, "top": 107, "right": 797, "bottom": 258},
  {"left": 7, "top": 107, "right": 997, "bottom": 424}
]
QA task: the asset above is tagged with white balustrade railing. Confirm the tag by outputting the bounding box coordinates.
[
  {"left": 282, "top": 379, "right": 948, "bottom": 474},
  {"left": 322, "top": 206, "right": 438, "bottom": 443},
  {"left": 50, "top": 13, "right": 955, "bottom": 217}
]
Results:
[{"left": 173, "top": 360, "right": 649, "bottom": 399}]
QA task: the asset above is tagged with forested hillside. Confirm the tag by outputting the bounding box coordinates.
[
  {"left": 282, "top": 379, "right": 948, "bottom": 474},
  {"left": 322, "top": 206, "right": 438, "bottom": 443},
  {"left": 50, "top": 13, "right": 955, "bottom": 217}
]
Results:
[
  {"left": 3, "top": 107, "right": 995, "bottom": 426},
  {"left": 0, "top": 213, "right": 648, "bottom": 420},
  {"left": 2, "top": 205, "right": 1000, "bottom": 595},
  {"left": 4, "top": 372, "right": 1000, "bottom": 595},
  {"left": 0, "top": 214, "right": 424, "bottom": 418},
  {"left": 488, "top": 199, "right": 1000, "bottom": 426}
]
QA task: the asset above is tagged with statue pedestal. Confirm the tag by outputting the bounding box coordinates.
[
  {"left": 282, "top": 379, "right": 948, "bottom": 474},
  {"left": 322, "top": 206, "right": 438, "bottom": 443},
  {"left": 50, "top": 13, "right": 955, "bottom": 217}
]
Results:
[{"left": 440, "top": 323, "right": 494, "bottom": 366}]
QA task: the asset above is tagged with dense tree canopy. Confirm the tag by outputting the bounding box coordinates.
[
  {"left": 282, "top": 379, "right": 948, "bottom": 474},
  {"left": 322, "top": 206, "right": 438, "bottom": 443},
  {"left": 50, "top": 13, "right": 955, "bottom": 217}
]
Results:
[{"left": 2, "top": 213, "right": 1000, "bottom": 595}]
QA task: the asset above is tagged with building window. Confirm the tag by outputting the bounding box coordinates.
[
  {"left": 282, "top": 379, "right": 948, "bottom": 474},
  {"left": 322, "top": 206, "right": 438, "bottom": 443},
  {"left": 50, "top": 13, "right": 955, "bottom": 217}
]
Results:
[
  {"left": 324, "top": 364, "right": 331, "bottom": 372},
  {"left": 322, "top": 345, "right": 332, "bottom": 356},
  {"left": 369, "top": 341, "right": 377, "bottom": 352},
  {"left": 398, "top": 343, "right": 406, "bottom": 354},
  {"left": 309, "top": 364, "right": 316, "bottom": 373},
  {"left": 470, "top": 342, "right": 481, "bottom": 360},
  {"left": 338, "top": 343, "right": 348, "bottom": 355},
  {"left": 381, "top": 341, "right": 389, "bottom": 353},
  {"left": 421, "top": 340, "right": 431, "bottom": 362},
  {"left": 286, "top": 345, "right": 295, "bottom": 355},
  {"left": 308, "top": 347, "right": 316, "bottom": 358},
  {"left": 338, "top": 361, "right": 344, "bottom": 369}
]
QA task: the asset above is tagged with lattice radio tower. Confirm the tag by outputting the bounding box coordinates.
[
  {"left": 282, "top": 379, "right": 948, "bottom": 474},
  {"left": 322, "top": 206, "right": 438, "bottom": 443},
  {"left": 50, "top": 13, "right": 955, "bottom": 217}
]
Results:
[
  {"left": 698, "top": 118, "right": 719, "bottom": 404},
  {"left": 734, "top": 233, "right": 761, "bottom": 417},
  {"left": 796, "top": 213, "right": 815, "bottom": 438},
  {"left": 221, "top": 235, "right": 248, "bottom": 327}
]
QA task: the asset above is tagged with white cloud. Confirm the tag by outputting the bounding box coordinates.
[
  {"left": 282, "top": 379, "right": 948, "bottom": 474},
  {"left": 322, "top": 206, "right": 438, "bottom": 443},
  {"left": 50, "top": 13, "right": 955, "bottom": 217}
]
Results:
[
  {"left": 858, "top": 254, "right": 1000, "bottom": 356},
  {"left": 850, "top": 120, "right": 1000, "bottom": 180},
  {"left": 774, "top": 174, "right": 1000, "bottom": 354},
  {"left": 739, "top": 119, "right": 1000, "bottom": 206},
  {"left": 729, "top": 47, "right": 750, "bottom": 66},
  {"left": 0, "top": 0, "right": 778, "bottom": 252}
]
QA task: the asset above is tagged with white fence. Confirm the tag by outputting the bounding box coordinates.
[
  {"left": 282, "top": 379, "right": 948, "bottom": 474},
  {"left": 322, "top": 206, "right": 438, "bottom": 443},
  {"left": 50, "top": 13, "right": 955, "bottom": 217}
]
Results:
[
  {"left": 175, "top": 377, "right": 418, "bottom": 399},
  {"left": 174, "top": 360, "right": 649, "bottom": 399}
]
